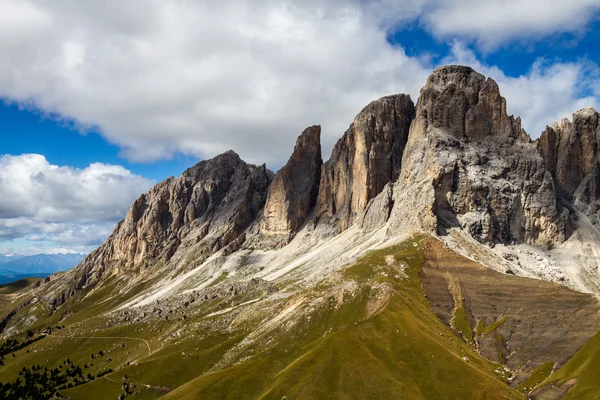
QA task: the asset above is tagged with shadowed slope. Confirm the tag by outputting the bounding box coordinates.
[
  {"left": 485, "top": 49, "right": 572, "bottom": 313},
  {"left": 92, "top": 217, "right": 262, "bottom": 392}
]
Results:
[{"left": 419, "top": 239, "right": 600, "bottom": 396}]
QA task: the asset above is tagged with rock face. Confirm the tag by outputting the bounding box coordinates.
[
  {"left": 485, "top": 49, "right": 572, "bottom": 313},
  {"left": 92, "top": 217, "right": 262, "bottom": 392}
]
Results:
[
  {"left": 60, "top": 65, "right": 600, "bottom": 301},
  {"left": 538, "top": 108, "right": 600, "bottom": 224},
  {"left": 75, "top": 151, "right": 273, "bottom": 289},
  {"left": 390, "top": 66, "right": 567, "bottom": 246},
  {"left": 315, "top": 94, "right": 415, "bottom": 230},
  {"left": 260, "top": 125, "right": 322, "bottom": 244},
  {"left": 417, "top": 65, "right": 528, "bottom": 142}
]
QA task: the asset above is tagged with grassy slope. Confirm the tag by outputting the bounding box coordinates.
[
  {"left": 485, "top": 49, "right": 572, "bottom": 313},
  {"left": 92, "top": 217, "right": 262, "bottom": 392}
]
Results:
[
  {"left": 9, "top": 235, "right": 598, "bottom": 399},
  {"left": 517, "top": 362, "right": 554, "bottom": 393},
  {"left": 452, "top": 306, "right": 473, "bottom": 342},
  {"left": 0, "top": 278, "right": 42, "bottom": 295},
  {"left": 536, "top": 331, "right": 600, "bottom": 399},
  {"left": 0, "top": 274, "right": 171, "bottom": 399},
  {"left": 160, "top": 237, "right": 522, "bottom": 400}
]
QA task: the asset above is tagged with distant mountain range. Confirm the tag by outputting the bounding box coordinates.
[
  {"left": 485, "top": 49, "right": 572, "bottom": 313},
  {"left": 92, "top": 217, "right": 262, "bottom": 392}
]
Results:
[{"left": 0, "top": 253, "right": 84, "bottom": 276}]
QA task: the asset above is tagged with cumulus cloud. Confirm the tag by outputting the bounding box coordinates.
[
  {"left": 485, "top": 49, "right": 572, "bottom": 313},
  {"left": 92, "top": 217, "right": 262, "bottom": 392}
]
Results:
[
  {"left": 0, "top": 0, "right": 432, "bottom": 166},
  {"left": 420, "top": 0, "right": 600, "bottom": 50},
  {"left": 0, "top": 154, "right": 153, "bottom": 249},
  {"left": 1, "top": 0, "right": 599, "bottom": 166},
  {"left": 1, "top": 0, "right": 600, "bottom": 257}
]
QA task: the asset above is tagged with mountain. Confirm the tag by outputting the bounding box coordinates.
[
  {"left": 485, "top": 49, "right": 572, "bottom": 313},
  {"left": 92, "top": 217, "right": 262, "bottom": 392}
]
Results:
[
  {"left": 0, "top": 255, "right": 23, "bottom": 265},
  {"left": 0, "top": 253, "right": 84, "bottom": 276},
  {"left": 1, "top": 66, "right": 600, "bottom": 400}
]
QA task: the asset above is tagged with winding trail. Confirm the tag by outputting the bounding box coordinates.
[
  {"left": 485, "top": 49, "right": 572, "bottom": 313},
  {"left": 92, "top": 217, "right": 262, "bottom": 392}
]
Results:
[
  {"left": 102, "top": 375, "right": 172, "bottom": 393},
  {"left": 204, "top": 297, "right": 261, "bottom": 318},
  {"left": 45, "top": 333, "right": 173, "bottom": 394},
  {"left": 48, "top": 334, "right": 152, "bottom": 354}
]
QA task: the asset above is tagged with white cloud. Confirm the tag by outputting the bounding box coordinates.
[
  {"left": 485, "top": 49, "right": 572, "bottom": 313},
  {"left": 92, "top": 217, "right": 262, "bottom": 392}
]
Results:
[
  {"left": 365, "top": 1, "right": 600, "bottom": 50},
  {"left": 417, "top": 0, "right": 600, "bottom": 50},
  {"left": 45, "top": 248, "right": 86, "bottom": 255},
  {"left": 1, "top": 1, "right": 598, "bottom": 166},
  {"left": 443, "top": 42, "right": 600, "bottom": 137},
  {"left": 1, "top": 0, "right": 600, "bottom": 257},
  {"left": 0, "top": 154, "right": 153, "bottom": 249},
  {"left": 0, "top": 0, "right": 432, "bottom": 166}
]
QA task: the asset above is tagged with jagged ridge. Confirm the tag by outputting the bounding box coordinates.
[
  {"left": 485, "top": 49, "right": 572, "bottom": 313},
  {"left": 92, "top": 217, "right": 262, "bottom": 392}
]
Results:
[
  {"left": 2, "top": 65, "right": 600, "bottom": 400},
  {"left": 42, "top": 65, "right": 600, "bottom": 309}
]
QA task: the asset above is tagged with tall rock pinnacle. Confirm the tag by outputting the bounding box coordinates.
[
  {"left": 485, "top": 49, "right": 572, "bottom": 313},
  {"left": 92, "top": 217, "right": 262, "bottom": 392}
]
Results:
[
  {"left": 391, "top": 65, "right": 567, "bottom": 246},
  {"left": 260, "top": 125, "right": 322, "bottom": 244},
  {"left": 315, "top": 94, "right": 415, "bottom": 231},
  {"left": 539, "top": 108, "right": 600, "bottom": 203},
  {"left": 417, "top": 65, "right": 527, "bottom": 141}
]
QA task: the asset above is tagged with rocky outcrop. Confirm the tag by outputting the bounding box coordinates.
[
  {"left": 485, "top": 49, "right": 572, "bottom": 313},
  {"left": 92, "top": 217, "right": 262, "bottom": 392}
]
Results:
[
  {"left": 390, "top": 66, "right": 567, "bottom": 246},
  {"left": 259, "top": 125, "right": 322, "bottom": 245},
  {"left": 56, "top": 65, "right": 599, "bottom": 306},
  {"left": 74, "top": 151, "right": 273, "bottom": 290},
  {"left": 416, "top": 65, "right": 529, "bottom": 142},
  {"left": 538, "top": 108, "right": 600, "bottom": 224},
  {"left": 315, "top": 94, "right": 415, "bottom": 231}
]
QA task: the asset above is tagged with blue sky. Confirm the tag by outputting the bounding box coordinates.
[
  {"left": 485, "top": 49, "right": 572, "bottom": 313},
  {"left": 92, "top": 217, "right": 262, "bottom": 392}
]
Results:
[
  {"left": 391, "top": 19, "right": 600, "bottom": 77},
  {"left": 0, "top": 102, "right": 199, "bottom": 181},
  {"left": 1, "top": 0, "right": 599, "bottom": 256}
]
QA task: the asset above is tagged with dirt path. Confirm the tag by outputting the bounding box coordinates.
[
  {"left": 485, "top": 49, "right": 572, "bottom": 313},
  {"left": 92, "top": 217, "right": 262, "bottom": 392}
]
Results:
[
  {"left": 49, "top": 334, "right": 152, "bottom": 354},
  {"left": 102, "top": 375, "right": 172, "bottom": 393},
  {"left": 204, "top": 297, "right": 261, "bottom": 318},
  {"left": 46, "top": 334, "right": 172, "bottom": 394}
]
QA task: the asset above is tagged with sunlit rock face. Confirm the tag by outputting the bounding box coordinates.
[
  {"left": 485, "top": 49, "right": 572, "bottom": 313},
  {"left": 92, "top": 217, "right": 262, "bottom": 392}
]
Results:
[
  {"left": 539, "top": 108, "right": 600, "bottom": 225},
  {"left": 389, "top": 65, "right": 568, "bottom": 246},
  {"left": 74, "top": 150, "right": 273, "bottom": 289},
  {"left": 315, "top": 94, "right": 415, "bottom": 231}
]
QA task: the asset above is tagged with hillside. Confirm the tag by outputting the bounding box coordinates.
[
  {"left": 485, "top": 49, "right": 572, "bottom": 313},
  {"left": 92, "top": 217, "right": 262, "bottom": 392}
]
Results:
[{"left": 0, "top": 65, "right": 599, "bottom": 400}]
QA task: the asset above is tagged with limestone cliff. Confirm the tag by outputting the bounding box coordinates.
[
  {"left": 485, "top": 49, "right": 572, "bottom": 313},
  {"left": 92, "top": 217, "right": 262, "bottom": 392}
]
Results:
[
  {"left": 538, "top": 108, "right": 600, "bottom": 225},
  {"left": 259, "top": 125, "right": 322, "bottom": 245},
  {"left": 388, "top": 66, "right": 568, "bottom": 246},
  {"left": 315, "top": 94, "right": 415, "bottom": 231}
]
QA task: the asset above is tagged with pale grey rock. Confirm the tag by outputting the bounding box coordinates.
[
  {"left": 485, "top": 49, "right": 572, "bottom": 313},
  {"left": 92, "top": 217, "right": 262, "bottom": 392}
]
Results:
[
  {"left": 388, "top": 65, "right": 567, "bottom": 246},
  {"left": 538, "top": 108, "right": 600, "bottom": 225},
  {"left": 360, "top": 184, "right": 394, "bottom": 231},
  {"left": 68, "top": 151, "right": 273, "bottom": 298}
]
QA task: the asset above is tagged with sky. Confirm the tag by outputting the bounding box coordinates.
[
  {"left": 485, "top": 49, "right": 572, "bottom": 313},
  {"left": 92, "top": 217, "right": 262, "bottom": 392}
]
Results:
[{"left": 1, "top": 0, "right": 600, "bottom": 256}]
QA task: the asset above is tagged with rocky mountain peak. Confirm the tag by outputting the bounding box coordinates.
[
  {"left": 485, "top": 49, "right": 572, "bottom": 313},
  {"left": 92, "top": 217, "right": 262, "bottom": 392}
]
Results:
[
  {"left": 72, "top": 151, "right": 273, "bottom": 291},
  {"left": 419, "top": 65, "right": 527, "bottom": 142},
  {"left": 538, "top": 107, "right": 600, "bottom": 225},
  {"left": 259, "top": 125, "right": 322, "bottom": 245},
  {"left": 315, "top": 94, "right": 415, "bottom": 231},
  {"left": 424, "top": 65, "right": 483, "bottom": 91},
  {"left": 392, "top": 65, "right": 566, "bottom": 246}
]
